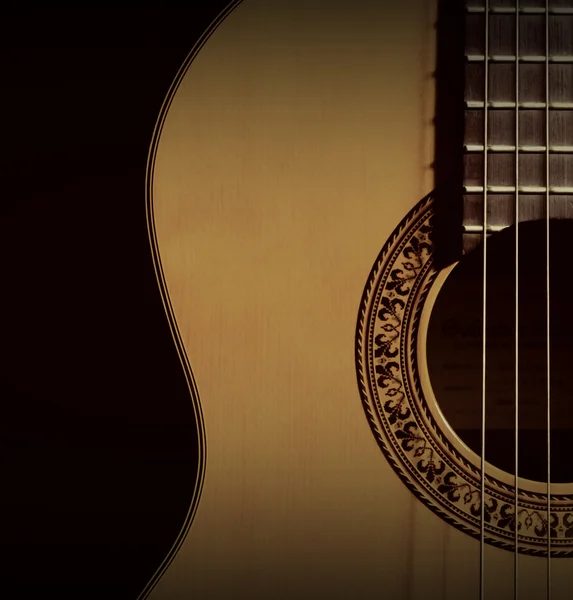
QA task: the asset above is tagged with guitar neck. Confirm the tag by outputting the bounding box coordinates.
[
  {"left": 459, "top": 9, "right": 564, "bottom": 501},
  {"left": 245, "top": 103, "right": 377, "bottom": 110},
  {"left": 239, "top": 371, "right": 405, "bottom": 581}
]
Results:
[{"left": 461, "top": 0, "right": 573, "bottom": 253}]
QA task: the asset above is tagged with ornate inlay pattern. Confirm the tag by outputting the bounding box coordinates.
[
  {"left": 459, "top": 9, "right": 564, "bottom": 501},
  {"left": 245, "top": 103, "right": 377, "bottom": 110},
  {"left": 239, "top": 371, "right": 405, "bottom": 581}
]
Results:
[{"left": 355, "top": 193, "right": 573, "bottom": 555}]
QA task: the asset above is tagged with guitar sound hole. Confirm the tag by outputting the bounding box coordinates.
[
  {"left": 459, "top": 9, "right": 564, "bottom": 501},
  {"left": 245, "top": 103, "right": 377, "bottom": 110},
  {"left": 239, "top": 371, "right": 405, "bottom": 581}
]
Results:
[{"left": 427, "top": 219, "right": 573, "bottom": 484}]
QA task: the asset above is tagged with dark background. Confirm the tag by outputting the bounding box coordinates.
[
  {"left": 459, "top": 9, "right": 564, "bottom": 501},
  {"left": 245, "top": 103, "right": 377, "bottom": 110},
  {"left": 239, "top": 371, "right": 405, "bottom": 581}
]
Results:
[{"left": 1, "top": 4, "right": 229, "bottom": 597}]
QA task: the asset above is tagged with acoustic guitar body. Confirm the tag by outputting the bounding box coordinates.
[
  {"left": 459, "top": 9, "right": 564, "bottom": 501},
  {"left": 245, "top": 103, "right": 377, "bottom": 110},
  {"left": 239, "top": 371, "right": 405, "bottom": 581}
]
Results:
[{"left": 144, "top": 1, "right": 573, "bottom": 598}]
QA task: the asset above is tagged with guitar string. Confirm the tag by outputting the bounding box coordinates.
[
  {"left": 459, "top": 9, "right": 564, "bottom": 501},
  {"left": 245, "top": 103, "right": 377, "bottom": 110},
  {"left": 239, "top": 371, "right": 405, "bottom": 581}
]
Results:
[
  {"left": 545, "top": 0, "right": 552, "bottom": 596},
  {"left": 514, "top": 2, "right": 520, "bottom": 598},
  {"left": 480, "top": 2, "right": 490, "bottom": 599}
]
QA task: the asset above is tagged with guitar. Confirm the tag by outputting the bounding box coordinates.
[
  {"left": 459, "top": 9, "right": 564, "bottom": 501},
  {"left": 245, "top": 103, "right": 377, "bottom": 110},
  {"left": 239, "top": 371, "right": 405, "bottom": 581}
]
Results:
[{"left": 142, "top": 0, "right": 573, "bottom": 598}]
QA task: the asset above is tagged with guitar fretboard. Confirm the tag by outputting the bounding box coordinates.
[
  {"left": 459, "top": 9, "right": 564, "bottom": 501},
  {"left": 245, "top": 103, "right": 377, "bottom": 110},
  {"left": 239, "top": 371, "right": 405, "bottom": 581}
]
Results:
[{"left": 462, "top": 0, "right": 573, "bottom": 252}]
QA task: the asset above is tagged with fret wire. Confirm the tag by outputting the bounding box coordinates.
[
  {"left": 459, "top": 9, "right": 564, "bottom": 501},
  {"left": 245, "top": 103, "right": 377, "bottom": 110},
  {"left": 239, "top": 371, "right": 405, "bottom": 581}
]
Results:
[
  {"left": 467, "top": 6, "right": 573, "bottom": 15},
  {"left": 465, "top": 101, "right": 573, "bottom": 109},
  {"left": 467, "top": 55, "right": 573, "bottom": 63},
  {"left": 465, "top": 145, "right": 573, "bottom": 153},
  {"left": 464, "top": 185, "right": 573, "bottom": 193},
  {"left": 480, "top": 2, "right": 489, "bottom": 599},
  {"left": 464, "top": 224, "right": 508, "bottom": 233},
  {"left": 514, "top": 2, "right": 519, "bottom": 597}
]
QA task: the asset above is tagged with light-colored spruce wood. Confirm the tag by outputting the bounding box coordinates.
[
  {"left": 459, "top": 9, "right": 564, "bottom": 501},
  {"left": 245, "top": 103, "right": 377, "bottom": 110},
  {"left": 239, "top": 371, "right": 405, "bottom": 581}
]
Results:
[{"left": 144, "top": 1, "right": 573, "bottom": 598}]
